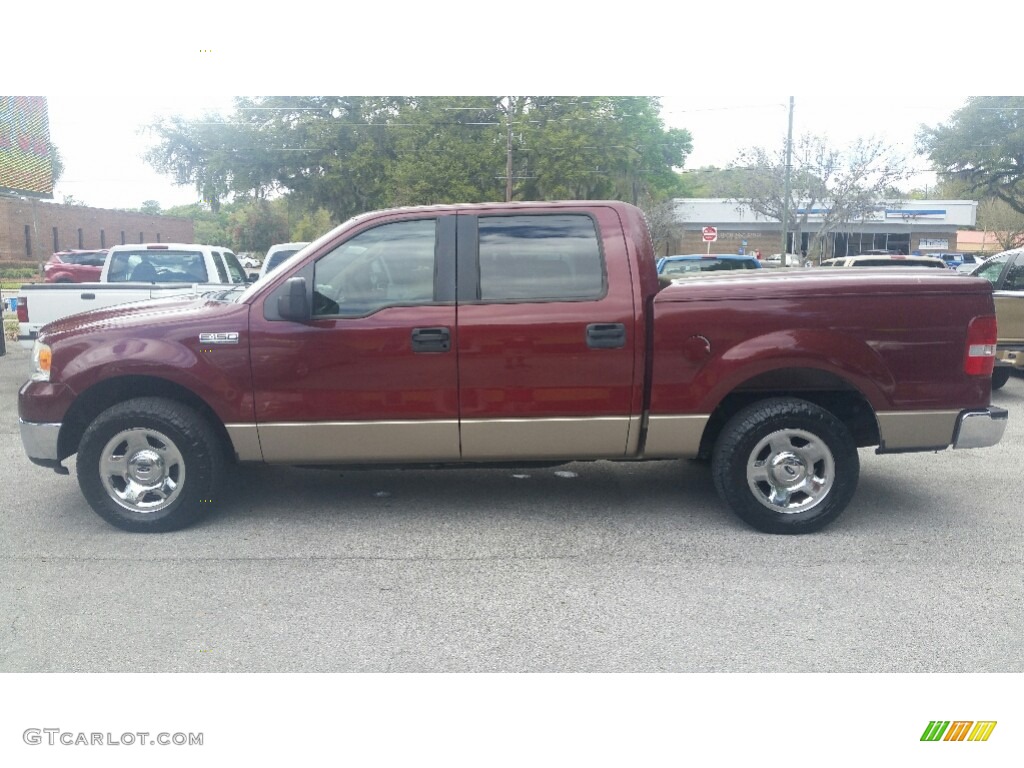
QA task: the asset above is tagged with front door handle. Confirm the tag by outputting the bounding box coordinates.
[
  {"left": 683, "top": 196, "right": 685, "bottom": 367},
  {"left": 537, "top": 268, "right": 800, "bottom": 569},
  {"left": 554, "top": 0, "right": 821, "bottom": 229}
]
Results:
[
  {"left": 411, "top": 326, "right": 451, "bottom": 353},
  {"left": 586, "top": 323, "right": 626, "bottom": 349}
]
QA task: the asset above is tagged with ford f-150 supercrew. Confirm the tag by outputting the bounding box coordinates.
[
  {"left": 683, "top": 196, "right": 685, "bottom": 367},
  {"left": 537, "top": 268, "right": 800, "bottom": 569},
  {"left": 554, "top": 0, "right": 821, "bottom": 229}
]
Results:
[{"left": 18, "top": 201, "right": 1007, "bottom": 534}]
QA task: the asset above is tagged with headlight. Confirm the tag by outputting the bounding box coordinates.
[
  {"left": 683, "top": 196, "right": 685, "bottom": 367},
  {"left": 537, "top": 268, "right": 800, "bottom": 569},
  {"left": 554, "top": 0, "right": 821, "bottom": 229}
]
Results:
[{"left": 31, "top": 340, "right": 52, "bottom": 382}]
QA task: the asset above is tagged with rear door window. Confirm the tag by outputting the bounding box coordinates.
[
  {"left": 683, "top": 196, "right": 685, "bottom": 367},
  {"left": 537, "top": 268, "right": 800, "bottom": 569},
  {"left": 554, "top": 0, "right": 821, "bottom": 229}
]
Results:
[
  {"left": 222, "top": 252, "right": 247, "bottom": 283},
  {"left": 477, "top": 214, "right": 605, "bottom": 301}
]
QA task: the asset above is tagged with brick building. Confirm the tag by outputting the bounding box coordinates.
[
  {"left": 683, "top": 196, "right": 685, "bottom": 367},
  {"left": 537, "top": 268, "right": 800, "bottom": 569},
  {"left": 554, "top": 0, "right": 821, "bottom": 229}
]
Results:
[
  {"left": 0, "top": 196, "right": 194, "bottom": 263},
  {"left": 672, "top": 198, "right": 977, "bottom": 261}
]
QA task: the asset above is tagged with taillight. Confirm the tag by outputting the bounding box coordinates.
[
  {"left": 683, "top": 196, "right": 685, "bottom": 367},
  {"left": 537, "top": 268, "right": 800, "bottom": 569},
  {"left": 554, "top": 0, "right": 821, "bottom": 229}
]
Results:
[
  {"left": 964, "top": 315, "right": 997, "bottom": 376},
  {"left": 16, "top": 296, "right": 28, "bottom": 323}
]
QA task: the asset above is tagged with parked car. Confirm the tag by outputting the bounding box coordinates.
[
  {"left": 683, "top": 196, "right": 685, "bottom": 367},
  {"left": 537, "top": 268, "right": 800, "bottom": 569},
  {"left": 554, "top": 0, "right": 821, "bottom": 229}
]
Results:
[
  {"left": 955, "top": 253, "right": 983, "bottom": 273},
  {"left": 766, "top": 253, "right": 804, "bottom": 266},
  {"left": 42, "top": 250, "right": 107, "bottom": 283},
  {"left": 236, "top": 253, "right": 261, "bottom": 269},
  {"left": 657, "top": 254, "right": 762, "bottom": 277},
  {"left": 969, "top": 247, "right": 1024, "bottom": 389},
  {"left": 258, "top": 242, "right": 310, "bottom": 279},
  {"left": 820, "top": 255, "right": 949, "bottom": 269}
]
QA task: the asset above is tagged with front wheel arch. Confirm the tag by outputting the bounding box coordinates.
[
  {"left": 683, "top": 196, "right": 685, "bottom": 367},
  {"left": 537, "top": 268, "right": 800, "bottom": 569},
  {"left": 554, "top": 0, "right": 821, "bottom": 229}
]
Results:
[{"left": 60, "top": 375, "right": 235, "bottom": 465}]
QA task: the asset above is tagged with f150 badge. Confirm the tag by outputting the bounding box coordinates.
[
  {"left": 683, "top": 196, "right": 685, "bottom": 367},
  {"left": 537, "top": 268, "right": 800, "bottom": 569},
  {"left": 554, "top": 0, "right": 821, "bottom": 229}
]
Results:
[{"left": 198, "top": 332, "right": 239, "bottom": 345}]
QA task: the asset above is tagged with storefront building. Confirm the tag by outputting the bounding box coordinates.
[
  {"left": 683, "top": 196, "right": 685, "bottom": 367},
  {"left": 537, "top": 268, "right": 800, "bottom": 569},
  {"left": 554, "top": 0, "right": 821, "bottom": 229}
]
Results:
[{"left": 672, "top": 198, "right": 977, "bottom": 260}]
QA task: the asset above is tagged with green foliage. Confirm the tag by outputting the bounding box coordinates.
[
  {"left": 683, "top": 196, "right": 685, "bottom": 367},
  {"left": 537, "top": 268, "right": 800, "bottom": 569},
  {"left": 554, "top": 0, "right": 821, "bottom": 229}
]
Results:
[
  {"left": 0, "top": 265, "right": 38, "bottom": 279},
  {"left": 139, "top": 200, "right": 162, "bottom": 215},
  {"left": 228, "top": 200, "right": 291, "bottom": 253},
  {"left": 680, "top": 166, "right": 751, "bottom": 198},
  {"left": 144, "top": 96, "right": 694, "bottom": 218},
  {"left": 918, "top": 97, "right": 1024, "bottom": 215},
  {"left": 291, "top": 207, "right": 335, "bottom": 242}
]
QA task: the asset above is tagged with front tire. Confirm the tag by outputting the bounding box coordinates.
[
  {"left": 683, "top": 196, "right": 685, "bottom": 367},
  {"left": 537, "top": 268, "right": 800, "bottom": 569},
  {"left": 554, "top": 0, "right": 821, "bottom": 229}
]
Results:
[
  {"left": 711, "top": 398, "right": 859, "bottom": 534},
  {"left": 77, "top": 397, "right": 224, "bottom": 532}
]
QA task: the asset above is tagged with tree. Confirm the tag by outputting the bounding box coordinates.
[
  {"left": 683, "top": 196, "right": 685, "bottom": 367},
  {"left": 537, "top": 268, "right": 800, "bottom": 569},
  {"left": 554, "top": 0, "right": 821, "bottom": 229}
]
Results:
[
  {"left": 679, "top": 166, "right": 750, "bottom": 198},
  {"left": 640, "top": 196, "right": 684, "bottom": 257},
  {"left": 732, "top": 133, "right": 910, "bottom": 258},
  {"left": 977, "top": 198, "right": 1024, "bottom": 250},
  {"left": 164, "top": 202, "right": 231, "bottom": 249},
  {"left": 139, "top": 200, "right": 161, "bottom": 215},
  {"left": 291, "top": 207, "right": 335, "bottom": 242},
  {"left": 143, "top": 96, "right": 693, "bottom": 218},
  {"left": 227, "top": 199, "right": 291, "bottom": 253},
  {"left": 49, "top": 143, "right": 64, "bottom": 187},
  {"left": 917, "top": 96, "right": 1024, "bottom": 214}
]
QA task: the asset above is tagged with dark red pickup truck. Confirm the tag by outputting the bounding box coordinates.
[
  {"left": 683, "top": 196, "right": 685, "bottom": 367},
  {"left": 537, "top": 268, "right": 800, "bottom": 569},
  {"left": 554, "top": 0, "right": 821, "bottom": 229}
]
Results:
[{"left": 18, "top": 201, "right": 1007, "bottom": 534}]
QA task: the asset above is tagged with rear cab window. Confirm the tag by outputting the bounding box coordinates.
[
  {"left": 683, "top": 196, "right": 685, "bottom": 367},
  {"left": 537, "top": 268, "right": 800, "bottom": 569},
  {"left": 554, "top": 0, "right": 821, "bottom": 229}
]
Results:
[{"left": 106, "top": 249, "right": 209, "bottom": 282}]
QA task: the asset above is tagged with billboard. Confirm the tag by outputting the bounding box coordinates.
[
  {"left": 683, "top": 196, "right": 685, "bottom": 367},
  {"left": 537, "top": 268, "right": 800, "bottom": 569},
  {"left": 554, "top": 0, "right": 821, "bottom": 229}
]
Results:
[{"left": 0, "top": 96, "right": 54, "bottom": 198}]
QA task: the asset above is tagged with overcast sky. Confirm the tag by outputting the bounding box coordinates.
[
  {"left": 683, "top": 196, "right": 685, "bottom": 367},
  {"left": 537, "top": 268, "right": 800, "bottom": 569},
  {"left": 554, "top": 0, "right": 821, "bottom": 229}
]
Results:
[{"left": 10, "top": 2, "right": 997, "bottom": 211}]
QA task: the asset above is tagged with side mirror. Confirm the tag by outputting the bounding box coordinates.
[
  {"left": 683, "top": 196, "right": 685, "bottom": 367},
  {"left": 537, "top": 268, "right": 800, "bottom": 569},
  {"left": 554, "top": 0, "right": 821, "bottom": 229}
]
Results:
[{"left": 277, "top": 277, "right": 310, "bottom": 322}]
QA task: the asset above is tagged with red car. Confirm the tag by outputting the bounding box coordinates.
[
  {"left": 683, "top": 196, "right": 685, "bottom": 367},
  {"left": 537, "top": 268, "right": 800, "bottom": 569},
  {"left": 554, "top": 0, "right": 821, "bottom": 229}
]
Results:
[{"left": 43, "top": 250, "right": 108, "bottom": 283}]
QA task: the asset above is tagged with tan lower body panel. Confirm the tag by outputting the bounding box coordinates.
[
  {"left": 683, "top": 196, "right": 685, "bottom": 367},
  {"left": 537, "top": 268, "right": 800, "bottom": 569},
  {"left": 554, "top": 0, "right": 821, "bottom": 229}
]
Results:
[
  {"left": 230, "top": 415, "right": 643, "bottom": 464},
  {"left": 225, "top": 424, "right": 263, "bottom": 462},
  {"left": 876, "top": 410, "right": 959, "bottom": 451},
  {"left": 642, "top": 414, "right": 710, "bottom": 458},
  {"left": 253, "top": 420, "right": 461, "bottom": 464},
  {"left": 460, "top": 416, "right": 636, "bottom": 461}
]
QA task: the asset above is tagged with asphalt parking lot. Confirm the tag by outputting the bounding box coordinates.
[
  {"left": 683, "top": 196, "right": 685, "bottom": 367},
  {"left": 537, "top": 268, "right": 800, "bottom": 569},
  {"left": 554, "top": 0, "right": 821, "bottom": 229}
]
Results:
[{"left": 1, "top": 342, "right": 1022, "bottom": 673}]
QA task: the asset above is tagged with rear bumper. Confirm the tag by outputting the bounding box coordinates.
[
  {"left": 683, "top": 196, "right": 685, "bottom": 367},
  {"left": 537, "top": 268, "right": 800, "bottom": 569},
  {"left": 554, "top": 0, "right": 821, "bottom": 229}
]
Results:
[{"left": 952, "top": 406, "right": 1008, "bottom": 449}]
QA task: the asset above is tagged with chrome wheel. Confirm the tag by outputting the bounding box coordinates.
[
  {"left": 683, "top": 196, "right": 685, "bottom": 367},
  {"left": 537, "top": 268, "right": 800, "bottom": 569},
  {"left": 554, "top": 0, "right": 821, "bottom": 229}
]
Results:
[
  {"left": 746, "top": 428, "right": 834, "bottom": 514},
  {"left": 99, "top": 428, "right": 186, "bottom": 514}
]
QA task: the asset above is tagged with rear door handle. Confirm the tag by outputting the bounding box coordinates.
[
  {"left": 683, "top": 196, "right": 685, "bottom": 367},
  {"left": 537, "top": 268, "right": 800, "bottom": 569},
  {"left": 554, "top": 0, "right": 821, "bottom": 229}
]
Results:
[
  {"left": 586, "top": 323, "right": 626, "bottom": 349},
  {"left": 411, "top": 326, "right": 451, "bottom": 353}
]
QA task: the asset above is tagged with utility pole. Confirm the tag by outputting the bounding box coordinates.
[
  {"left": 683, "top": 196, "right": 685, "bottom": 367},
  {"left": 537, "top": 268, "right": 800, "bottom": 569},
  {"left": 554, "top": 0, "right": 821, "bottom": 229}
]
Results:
[
  {"left": 781, "top": 96, "right": 794, "bottom": 259},
  {"left": 504, "top": 97, "right": 515, "bottom": 202},
  {"left": 505, "top": 111, "right": 514, "bottom": 202}
]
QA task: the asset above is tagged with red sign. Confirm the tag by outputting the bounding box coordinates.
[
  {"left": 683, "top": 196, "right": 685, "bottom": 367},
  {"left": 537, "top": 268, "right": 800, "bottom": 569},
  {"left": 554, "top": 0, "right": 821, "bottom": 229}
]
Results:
[{"left": 702, "top": 226, "right": 718, "bottom": 242}]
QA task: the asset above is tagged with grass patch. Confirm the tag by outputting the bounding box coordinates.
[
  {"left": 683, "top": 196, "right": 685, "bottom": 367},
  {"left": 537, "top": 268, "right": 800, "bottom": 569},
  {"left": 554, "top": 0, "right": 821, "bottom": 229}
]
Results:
[{"left": 3, "top": 317, "right": 18, "bottom": 341}]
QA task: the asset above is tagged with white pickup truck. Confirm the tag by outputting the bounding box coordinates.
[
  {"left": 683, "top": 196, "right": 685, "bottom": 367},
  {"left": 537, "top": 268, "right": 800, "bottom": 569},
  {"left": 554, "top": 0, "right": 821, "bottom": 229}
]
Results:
[{"left": 16, "top": 243, "right": 249, "bottom": 347}]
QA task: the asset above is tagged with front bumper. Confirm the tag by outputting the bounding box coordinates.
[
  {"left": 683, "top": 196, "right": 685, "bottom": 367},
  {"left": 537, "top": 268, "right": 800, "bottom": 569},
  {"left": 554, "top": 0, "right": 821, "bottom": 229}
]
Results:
[
  {"left": 19, "top": 419, "right": 62, "bottom": 468},
  {"left": 952, "top": 406, "right": 1008, "bottom": 450}
]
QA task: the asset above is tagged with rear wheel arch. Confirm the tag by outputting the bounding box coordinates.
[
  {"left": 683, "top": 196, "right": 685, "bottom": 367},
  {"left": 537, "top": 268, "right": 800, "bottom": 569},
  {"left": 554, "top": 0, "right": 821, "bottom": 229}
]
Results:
[{"left": 696, "top": 366, "right": 880, "bottom": 460}]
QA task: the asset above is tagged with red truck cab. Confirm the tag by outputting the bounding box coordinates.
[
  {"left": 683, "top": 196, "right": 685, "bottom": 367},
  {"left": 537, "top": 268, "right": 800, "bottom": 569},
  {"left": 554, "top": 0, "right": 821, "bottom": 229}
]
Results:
[{"left": 18, "top": 201, "right": 1007, "bottom": 534}]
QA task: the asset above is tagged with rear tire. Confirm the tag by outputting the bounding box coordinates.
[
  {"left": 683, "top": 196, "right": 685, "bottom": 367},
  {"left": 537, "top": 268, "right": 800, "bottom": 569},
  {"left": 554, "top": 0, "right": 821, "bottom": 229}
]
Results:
[
  {"left": 711, "top": 397, "right": 859, "bottom": 534},
  {"left": 992, "top": 367, "right": 1011, "bottom": 390},
  {"left": 77, "top": 397, "right": 224, "bottom": 532}
]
